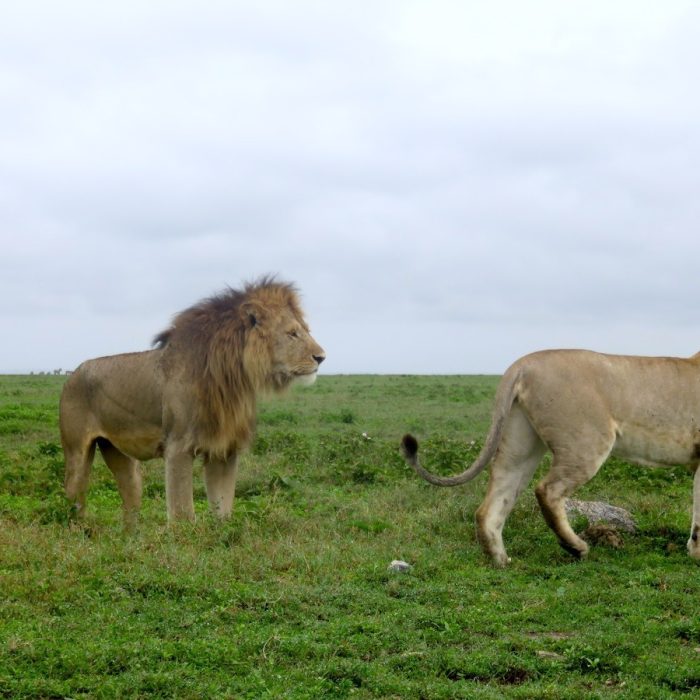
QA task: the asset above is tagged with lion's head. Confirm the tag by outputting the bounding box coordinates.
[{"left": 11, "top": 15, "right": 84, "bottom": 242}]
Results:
[
  {"left": 153, "top": 276, "right": 325, "bottom": 455},
  {"left": 237, "top": 278, "right": 326, "bottom": 391},
  {"left": 155, "top": 276, "right": 324, "bottom": 391}
]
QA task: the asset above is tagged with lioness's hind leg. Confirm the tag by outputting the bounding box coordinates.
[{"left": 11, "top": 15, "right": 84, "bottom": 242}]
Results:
[
  {"left": 64, "top": 440, "right": 96, "bottom": 518},
  {"left": 475, "top": 405, "right": 546, "bottom": 567},
  {"left": 98, "top": 439, "right": 142, "bottom": 529},
  {"left": 535, "top": 449, "right": 611, "bottom": 559}
]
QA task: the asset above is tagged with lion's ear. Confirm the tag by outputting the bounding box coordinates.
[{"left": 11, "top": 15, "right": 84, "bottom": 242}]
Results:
[{"left": 241, "top": 302, "right": 266, "bottom": 329}]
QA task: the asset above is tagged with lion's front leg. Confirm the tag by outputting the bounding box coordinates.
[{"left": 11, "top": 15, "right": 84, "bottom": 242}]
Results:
[
  {"left": 203, "top": 453, "right": 239, "bottom": 518},
  {"left": 688, "top": 465, "right": 700, "bottom": 559},
  {"left": 164, "top": 443, "right": 196, "bottom": 521}
]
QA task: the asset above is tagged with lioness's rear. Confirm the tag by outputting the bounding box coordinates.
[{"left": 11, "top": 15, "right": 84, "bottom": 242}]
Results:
[{"left": 402, "top": 349, "right": 700, "bottom": 566}]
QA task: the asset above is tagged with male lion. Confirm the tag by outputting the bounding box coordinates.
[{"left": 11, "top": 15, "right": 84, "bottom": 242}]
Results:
[
  {"left": 401, "top": 349, "right": 700, "bottom": 566},
  {"left": 60, "top": 277, "right": 325, "bottom": 525}
]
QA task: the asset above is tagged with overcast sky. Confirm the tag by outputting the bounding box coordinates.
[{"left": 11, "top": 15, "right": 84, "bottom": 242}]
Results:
[{"left": 2, "top": 1, "right": 699, "bottom": 374}]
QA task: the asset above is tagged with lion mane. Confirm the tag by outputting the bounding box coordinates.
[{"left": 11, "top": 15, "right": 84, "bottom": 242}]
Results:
[
  {"left": 153, "top": 277, "right": 313, "bottom": 459},
  {"left": 60, "top": 276, "right": 325, "bottom": 524}
]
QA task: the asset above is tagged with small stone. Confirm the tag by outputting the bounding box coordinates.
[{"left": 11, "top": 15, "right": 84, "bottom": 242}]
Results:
[
  {"left": 388, "top": 559, "right": 412, "bottom": 572},
  {"left": 536, "top": 650, "right": 564, "bottom": 660},
  {"left": 565, "top": 499, "right": 636, "bottom": 533}
]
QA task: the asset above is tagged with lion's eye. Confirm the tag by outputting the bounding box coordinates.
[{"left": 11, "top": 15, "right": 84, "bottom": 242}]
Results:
[{"left": 288, "top": 330, "right": 299, "bottom": 339}]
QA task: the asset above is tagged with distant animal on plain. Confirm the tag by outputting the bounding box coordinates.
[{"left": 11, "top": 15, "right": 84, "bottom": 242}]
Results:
[
  {"left": 402, "top": 348, "right": 700, "bottom": 566},
  {"left": 60, "top": 277, "right": 325, "bottom": 526}
]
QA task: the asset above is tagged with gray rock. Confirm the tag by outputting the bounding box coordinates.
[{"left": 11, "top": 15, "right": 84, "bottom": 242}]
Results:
[
  {"left": 565, "top": 499, "right": 636, "bottom": 533},
  {"left": 388, "top": 559, "right": 412, "bottom": 573}
]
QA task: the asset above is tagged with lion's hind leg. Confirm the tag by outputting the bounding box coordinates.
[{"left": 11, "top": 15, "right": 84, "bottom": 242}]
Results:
[
  {"left": 97, "top": 439, "right": 142, "bottom": 530},
  {"left": 688, "top": 465, "right": 700, "bottom": 560},
  {"left": 475, "top": 404, "right": 546, "bottom": 567},
  {"left": 535, "top": 441, "right": 613, "bottom": 559},
  {"left": 63, "top": 439, "right": 96, "bottom": 519}
]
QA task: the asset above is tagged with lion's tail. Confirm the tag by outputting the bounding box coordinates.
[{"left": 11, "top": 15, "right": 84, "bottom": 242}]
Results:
[{"left": 400, "top": 366, "right": 521, "bottom": 487}]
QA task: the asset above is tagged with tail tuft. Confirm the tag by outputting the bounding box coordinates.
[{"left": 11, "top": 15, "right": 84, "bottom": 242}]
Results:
[{"left": 401, "top": 434, "right": 419, "bottom": 459}]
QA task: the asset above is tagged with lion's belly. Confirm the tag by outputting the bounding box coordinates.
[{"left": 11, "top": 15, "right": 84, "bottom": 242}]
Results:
[
  {"left": 612, "top": 422, "right": 698, "bottom": 467},
  {"left": 104, "top": 428, "right": 164, "bottom": 461}
]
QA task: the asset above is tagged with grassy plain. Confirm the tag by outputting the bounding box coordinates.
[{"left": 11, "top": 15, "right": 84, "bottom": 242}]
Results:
[{"left": 1, "top": 373, "right": 699, "bottom": 699}]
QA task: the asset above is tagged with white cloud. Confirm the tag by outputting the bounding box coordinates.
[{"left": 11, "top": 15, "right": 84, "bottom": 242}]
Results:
[{"left": 1, "top": 1, "right": 699, "bottom": 373}]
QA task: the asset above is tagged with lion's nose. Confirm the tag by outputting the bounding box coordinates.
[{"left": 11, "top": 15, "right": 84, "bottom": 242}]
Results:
[{"left": 313, "top": 353, "right": 325, "bottom": 366}]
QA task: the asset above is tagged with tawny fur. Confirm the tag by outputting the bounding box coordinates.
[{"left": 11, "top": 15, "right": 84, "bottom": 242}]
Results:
[
  {"left": 402, "top": 349, "right": 700, "bottom": 567},
  {"left": 60, "top": 277, "right": 325, "bottom": 525}
]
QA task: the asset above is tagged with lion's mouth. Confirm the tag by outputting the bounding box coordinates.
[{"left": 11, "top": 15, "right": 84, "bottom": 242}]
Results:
[{"left": 292, "top": 370, "right": 318, "bottom": 387}]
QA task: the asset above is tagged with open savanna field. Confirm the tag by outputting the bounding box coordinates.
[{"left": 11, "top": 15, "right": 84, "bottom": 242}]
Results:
[{"left": 1, "top": 373, "right": 699, "bottom": 699}]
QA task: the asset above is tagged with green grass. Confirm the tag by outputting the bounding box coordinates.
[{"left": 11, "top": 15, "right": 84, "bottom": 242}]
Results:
[{"left": 1, "top": 373, "right": 699, "bottom": 698}]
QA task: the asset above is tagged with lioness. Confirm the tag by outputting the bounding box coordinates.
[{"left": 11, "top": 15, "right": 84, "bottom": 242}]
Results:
[
  {"left": 402, "top": 349, "right": 700, "bottom": 566},
  {"left": 60, "top": 277, "right": 325, "bottom": 525}
]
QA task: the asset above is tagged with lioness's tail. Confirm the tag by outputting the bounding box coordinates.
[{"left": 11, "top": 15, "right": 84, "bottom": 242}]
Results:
[{"left": 400, "top": 367, "right": 521, "bottom": 487}]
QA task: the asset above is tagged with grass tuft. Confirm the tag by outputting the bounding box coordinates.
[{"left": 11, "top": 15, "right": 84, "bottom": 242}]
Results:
[{"left": 0, "top": 374, "right": 699, "bottom": 698}]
